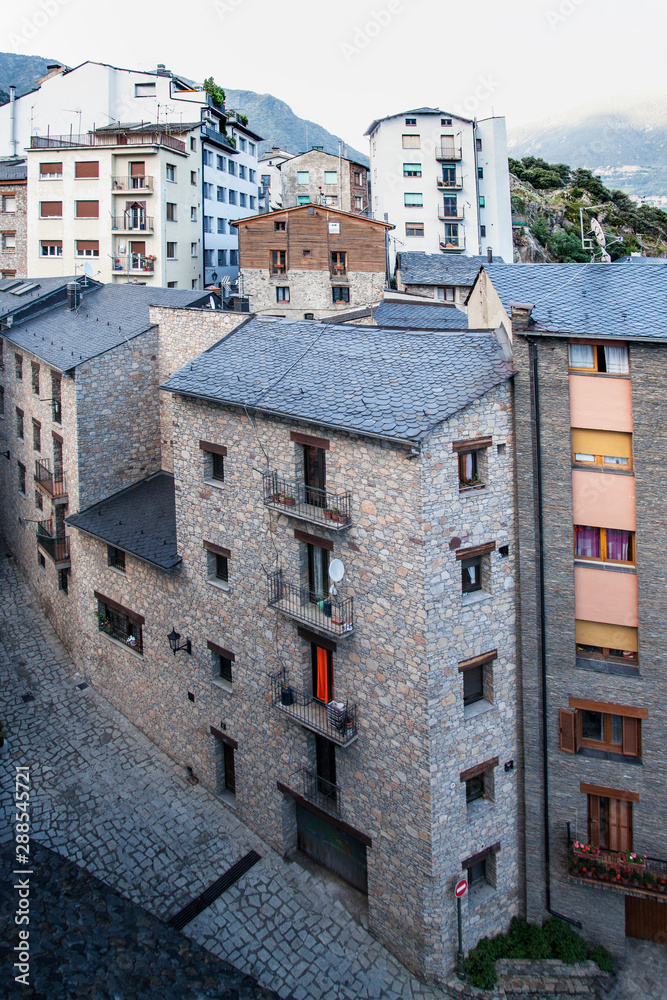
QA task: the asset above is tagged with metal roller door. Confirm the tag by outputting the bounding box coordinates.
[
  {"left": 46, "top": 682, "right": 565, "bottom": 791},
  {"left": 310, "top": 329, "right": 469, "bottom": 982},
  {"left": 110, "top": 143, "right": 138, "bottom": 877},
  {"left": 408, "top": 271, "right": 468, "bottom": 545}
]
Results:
[{"left": 296, "top": 804, "right": 368, "bottom": 893}]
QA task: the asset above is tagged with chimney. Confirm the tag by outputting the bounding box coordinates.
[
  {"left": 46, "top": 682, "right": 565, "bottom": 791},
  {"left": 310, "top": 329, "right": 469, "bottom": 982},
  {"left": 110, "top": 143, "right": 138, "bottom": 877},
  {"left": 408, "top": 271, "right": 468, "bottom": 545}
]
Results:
[
  {"left": 486, "top": 246, "right": 493, "bottom": 264},
  {"left": 46, "top": 64, "right": 62, "bottom": 73},
  {"left": 272, "top": 146, "right": 280, "bottom": 152},
  {"left": 67, "top": 281, "right": 81, "bottom": 312},
  {"left": 9, "top": 86, "right": 16, "bottom": 157},
  {"left": 311, "top": 145, "right": 323, "bottom": 151},
  {"left": 508, "top": 301, "right": 534, "bottom": 331},
  {"left": 156, "top": 64, "right": 170, "bottom": 76}
]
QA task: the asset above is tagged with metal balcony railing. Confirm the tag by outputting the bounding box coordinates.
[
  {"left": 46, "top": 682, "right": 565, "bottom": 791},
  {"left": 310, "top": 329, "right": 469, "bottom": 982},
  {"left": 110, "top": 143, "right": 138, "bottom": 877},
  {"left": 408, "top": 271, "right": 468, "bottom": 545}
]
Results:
[
  {"left": 111, "top": 175, "right": 154, "bottom": 191},
  {"left": 567, "top": 827, "right": 667, "bottom": 898},
  {"left": 435, "top": 145, "right": 463, "bottom": 161},
  {"left": 438, "top": 205, "right": 465, "bottom": 220},
  {"left": 270, "top": 670, "right": 357, "bottom": 747},
  {"left": 262, "top": 472, "right": 352, "bottom": 530},
  {"left": 267, "top": 569, "right": 354, "bottom": 638},
  {"left": 437, "top": 176, "right": 463, "bottom": 190},
  {"left": 35, "top": 458, "right": 67, "bottom": 499},
  {"left": 113, "top": 254, "right": 156, "bottom": 273},
  {"left": 97, "top": 614, "right": 143, "bottom": 654},
  {"left": 36, "top": 521, "right": 70, "bottom": 563},
  {"left": 294, "top": 767, "right": 342, "bottom": 816},
  {"left": 111, "top": 215, "right": 154, "bottom": 232},
  {"left": 439, "top": 230, "right": 466, "bottom": 251},
  {"left": 31, "top": 132, "right": 186, "bottom": 153}
]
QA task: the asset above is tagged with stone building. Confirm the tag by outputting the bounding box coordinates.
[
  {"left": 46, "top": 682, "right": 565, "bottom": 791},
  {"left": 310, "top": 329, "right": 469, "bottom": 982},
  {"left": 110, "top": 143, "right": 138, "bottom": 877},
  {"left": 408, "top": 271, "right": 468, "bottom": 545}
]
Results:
[
  {"left": 0, "top": 158, "right": 27, "bottom": 279},
  {"left": 232, "top": 205, "right": 392, "bottom": 319},
  {"left": 0, "top": 279, "right": 222, "bottom": 653},
  {"left": 468, "top": 262, "right": 667, "bottom": 952},
  {"left": 279, "top": 147, "right": 368, "bottom": 215},
  {"left": 59, "top": 311, "right": 521, "bottom": 981},
  {"left": 395, "top": 250, "right": 505, "bottom": 309}
]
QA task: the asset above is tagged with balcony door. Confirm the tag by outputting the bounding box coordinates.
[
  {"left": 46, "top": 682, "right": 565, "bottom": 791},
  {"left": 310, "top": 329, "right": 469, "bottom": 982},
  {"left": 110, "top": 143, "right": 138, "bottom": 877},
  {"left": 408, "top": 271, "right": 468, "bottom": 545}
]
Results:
[
  {"left": 304, "top": 445, "right": 326, "bottom": 507},
  {"left": 308, "top": 543, "right": 329, "bottom": 601},
  {"left": 588, "top": 794, "right": 632, "bottom": 852},
  {"left": 125, "top": 201, "right": 146, "bottom": 230},
  {"left": 315, "top": 734, "right": 337, "bottom": 801},
  {"left": 440, "top": 134, "right": 456, "bottom": 156},
  {"left": 311, "top": 643, "right": 334, "bottom": 704},
  {"left": 129, "top": 161, "right": 146, "bottom": 187}
]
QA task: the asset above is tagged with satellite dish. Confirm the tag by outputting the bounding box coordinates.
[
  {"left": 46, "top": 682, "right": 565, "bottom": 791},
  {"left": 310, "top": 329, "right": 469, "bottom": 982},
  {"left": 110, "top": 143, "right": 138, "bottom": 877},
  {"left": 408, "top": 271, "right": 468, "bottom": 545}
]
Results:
[
  {"left": 83, "top": 261, "right": 94, "bottom": 278},
  {"left": 600, "top": 249, "right": 612, "bottom": 263},
  {"left": 329, "top": 559, "right": 345, "bottom": 583},
  {"left": 590, "top": 218, "right": 606, "bottom": 248}
]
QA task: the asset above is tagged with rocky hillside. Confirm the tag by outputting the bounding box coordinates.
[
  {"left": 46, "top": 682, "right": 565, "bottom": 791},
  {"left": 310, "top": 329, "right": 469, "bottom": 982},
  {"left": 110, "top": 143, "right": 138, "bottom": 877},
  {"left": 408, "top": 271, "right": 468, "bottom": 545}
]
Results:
[
  {"left": 510, "top": 157, "right": 667, "bottom": 263},
  {"left": 0, "top": 51, "right": 57, "bottom": 102}
]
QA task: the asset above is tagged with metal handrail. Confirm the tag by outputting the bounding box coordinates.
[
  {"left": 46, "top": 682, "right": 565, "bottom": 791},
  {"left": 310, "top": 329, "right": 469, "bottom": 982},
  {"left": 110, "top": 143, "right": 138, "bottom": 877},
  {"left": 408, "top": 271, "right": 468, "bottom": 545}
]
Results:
[
  {"left": 34, "top": 458, "right": 67, "bottom": 498},
  {"left": 262, "top": 472, "right": 352, "bottom": 529},
  {"left": 31, "top": 133, "right": 186, "bottom": 152},
  {"left": 270, "top": 670, "right": 357, "bottom": 747},
  {"left": 111, "top": 215, "right": 154, "bottom": 232},
  {"left": 111, "top": 175, "right": 154, "bottom": 191},
  {"left": 435, "top": 145, "right": 463, "bottom": 161},
  {"left": 267, "top": 569, "right": 354, "bottom": 637},
  {"left": 36, "top": 521, "right": 70, "bottom": 562},
  {"left": 296, "top": 767, "right": 342, "bottom": 816},
  {"left": 438, "top": 205, "right": 465, "bottom": 220},
  {"left": 437, "top": 177, "right": 463, "bottom": 189}
]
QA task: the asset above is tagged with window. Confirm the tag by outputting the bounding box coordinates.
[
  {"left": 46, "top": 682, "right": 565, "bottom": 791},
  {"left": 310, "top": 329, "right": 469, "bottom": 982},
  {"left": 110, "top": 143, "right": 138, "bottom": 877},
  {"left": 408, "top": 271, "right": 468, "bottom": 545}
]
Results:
[
  {"left": 74, "top": 161, "right": 99, "bottom": 178},
  {"left": 315, "top": 735, "right": 337, "bottom": 803},
  {"left": 568, "top": 343, "right": 629, "bottom": 373},
  {"left": 332, "top": 287, "right": 349, "bottom": 303},
  {"left": 40, "top": 201, "right": 62, "bottom": 218},
  {"left": 38, "top": 552, "right": 46, "bottom": 568},
  {"left": 405, "top": 222, "right": 424, "bottom": 237},
  {"left": 166, "top": 203, "right": 177, "bottom": 222},
  {"left": 353, "top": 196, "right": 363, "bottom": 210},
  {"left": 404, "top": 192, "right": 423, "bottom": 207},
  {"left": 402, "top": 134, "right": 421, "bottom": 148},
  {"left": 167, "top": 281, "right": 177, "bottom": 288},
  {"left": 2, "top": 195, "right": 16, "bottom": 212},
  {"left": 478, "top": 166, "right": 484, "bottom": 179},
  {"left": 307, "top": 542, "right": 329, "bottom": 600},
  {"left": 271, "top": 250, "right": 287, "bottom": 274},
  {"left": 204, "top": 249, "right": 215, "bottom": 267},
  {"left": 276, "top": 287, "right": 290, "bottom": 302},
  {"left": 31, "top": 362, "right": 40, "bottom": 395},
  {"left": 214, "top": 737, "right": 236, "bottom": 797},
  {"left": 262, "top": 174, "right": 271, "bottom": 187},
  {"left": 190, "top": 137, "right": 197, "bottom": 152},
  {"left": 17, "top": 460, "right": 26, "bottom": 494},
  {"left": 312, "top": 643, "right": 334, "bottom": 704},
  {"left": 586, "top": 789, "right": 633, "bottom": 852},
  {"left": 227, "top": 161, "right": 236, "bottom": 177},
  {"left": 297, "top": 170, "right": 310, "bottom": 185},
  {"left": 239, "top": 138, "right": 246, "bottom": 152},
  {"left": 58, "top": 568, "right": 69, "bottom": 593},
  {"left": 217, "top": 186, "right": 226, "bottom": 202},
  {"left": 574, "top": 525, "right": 634, "bottom": 563},
  {"left": 560, "top": 703, "right": 643, "bottom": 759},
  {"left": 571, "top": 429, "right": 632, "bottom": 469},
  {"left": 405, "top": 118, "right": 417, "bottom": 126},
  {"left": 249, "top": 195, "right": 256, "bottom": 209},
  {"left": 166, "top": 164, "right": 176, "bottom": 182},
  {"left": 463, "top": 845, "right": 499, "bottom": 890},
  {"left": 228, "top": 189, "right": 237, "bottom": 205},
  {"left": 167, "top": 242, "right": 177, "bottom": 260},
  {"left": 16, "top": 407, "right": 24, "bottom": 439},
  {"left": 575, "top": 620, "right": 638, "bottom": 666},
  {"left": 40, "top": 240, "right": 63, "bottom": 257},
  {"left": 229, "top": 249, "right": 238, "bottom": 266},
  {"left": 215, "top": 553, "right": 228, "bottom": 581},
  {"left": 107, "top": 545, "right": 125, "bottom": 572},
  {"left": 403, "top": 163, "right": 422, "bottom": 177},
  {"left": 463, "top": 664, "right": 484, "bottom": 706},
  {"left": 15, "top": 353, "right": 22, "bottom": 379},
  {"left": 191, "top": 206, "right": 198, "bottom": 221},
  {"left": 205, "top": 541, "right": 231, "bottom": 586},
  {"left": 96, "top": 595, "right": 143, "bottom": 654},
  {"left": 203, "top": 182, "right": 213, "bottom": 199},
  {"left": 249, "top": 168, "right": 256, "bottom": 183},
  {"left": 480, "top": 225, "right": 486, "bottom": 238},
  {"left": 458, "top": 451, "right": 483, "bottom": 489},
  {"left": 75, "top": 200, "right": 99, "bottom": 219},
  {"left": 436, "top": 286, "right": 455, "bottom": 302},
  {"left": 191, "top": 170, "right": 198, "bottom": 186},
  {"left": 32, "top": 419, "right": 41, "bottom": 452},
  {"left": 461, "top": 759, "right": 497, "bottom": 805},
  {"left": 461, "top": 556, "right": 481, "bottom": 593},
  {"left": 324, "top": 171, "right": 338, "bottom": 185},
  {"left": 209, "top": 641, "right": 234, "bottom": 684},
  {"left": 476, "top": 138, "right": 483, "bottom": 151},
  {"left": 39, "top": 162, "right": 62, "bottom": 179},
  {"left": 239, "top": 165, "right": 246, "bottom": 180},
  {"left": 217, "top": 155, "right": 226, "bottom": 171},
  {"left": 1, "top": 233, "right": 15, "bottom": 251},
  {"left": 479, "top": 196, "right": 485, "bottom": 208},
  {"left": 34, "top": 488, "right": 42, "bottom": 511},
  {"left": 239, "top": 193, "right": 247, "bottom": 208},
  {"left": 304, "top": 313, "right": 314, "bottom": 320},
  {"left": 330, "top": 250, "right": 346, "bottom": 276},
  {"left": 204, "top": 215, "right": 213, "bottom": 232},
  {"left": 443, "top": 223, "right": 460, "bottom": 247},
  {"left": 203, "top": 148, "right": 213, "bottom": 167},
  {"left": 441, "top": 118, "right": 452, "bottom": 126},
  {"left": 297, "top": 195, "right": 310, "bottom": 205},
  {"left": 217, "top": 218, "right": 225, "bottom": 233},
  {"left": 323, "top": 195, "right": 338, "bottom": 206},
  {"left": 135, "top": 82, "right": 155, "bottom": 97},
  {"left": 217, "top": 249, "right": 227, "bottom": 266},
  {"left": 249, "top": 143, "right": 256, "bottom": 156},
  {"left": 190, "top": 242, "right": 198, "bottom": 258},
  {"left": 303, "top": 250, "right": 311, "bottom": 257},
  {"left": 442, "top": 195, "right": 458, "bottom": 217},
  {"left": 76, "top": 240, "right": 99, "bottom": 257}
]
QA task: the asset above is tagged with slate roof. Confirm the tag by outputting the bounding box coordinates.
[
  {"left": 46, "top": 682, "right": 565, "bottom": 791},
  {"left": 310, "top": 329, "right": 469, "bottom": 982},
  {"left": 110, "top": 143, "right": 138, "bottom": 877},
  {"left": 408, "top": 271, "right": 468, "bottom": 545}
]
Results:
[
  {"left": 67, "top": 472, "right": 180, "bottom": 570},
  {"left": 161, "top": 316, "right": 514, "bottom": 444},
  {"left": 0, "top": 276, "right": 83, "bottom": 321},
  {"left": 373, "top": 300, "right": 468, "bottom": 330},
  {"left": 2, "top": 283, "right": 213, "bottom": 371},
  {"left": 397, "top": 252, "right": 506, "bottom": 287},
  {"left": 481, "top": 262, "right": 667, "bottom": 340},
  {"left": 0, "top": 158, "right": 27, "bottom": 182}
]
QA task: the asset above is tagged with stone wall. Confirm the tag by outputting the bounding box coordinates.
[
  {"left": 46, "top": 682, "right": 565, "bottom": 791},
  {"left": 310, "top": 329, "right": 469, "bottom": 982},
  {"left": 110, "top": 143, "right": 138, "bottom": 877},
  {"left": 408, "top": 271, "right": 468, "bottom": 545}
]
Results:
[
  {"left": 240, "top": 268, "right": 385, "bottom": 319},
  {"left": 398, "top": 282, "right": 470, "bottom": 308},
  {"left": 0, "top": 180, "right": 27, "bottom": 278}
]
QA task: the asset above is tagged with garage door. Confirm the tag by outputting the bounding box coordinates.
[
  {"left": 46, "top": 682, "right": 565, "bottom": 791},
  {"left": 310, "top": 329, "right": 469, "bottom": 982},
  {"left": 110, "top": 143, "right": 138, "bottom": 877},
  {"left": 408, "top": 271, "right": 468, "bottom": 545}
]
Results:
[
  {"left": 296, "top": 804, "right": 368, "bottom": 893},
  {"left": 625, "top": 895, "right": 667, "bottom": 944}
]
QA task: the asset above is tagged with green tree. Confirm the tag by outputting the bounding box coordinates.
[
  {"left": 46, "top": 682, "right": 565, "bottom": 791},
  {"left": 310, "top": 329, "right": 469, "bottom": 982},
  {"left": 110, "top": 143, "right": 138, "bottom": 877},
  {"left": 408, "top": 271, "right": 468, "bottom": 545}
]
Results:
[{"left": 203, "top": 77, "right": 226, "bottom": 108}]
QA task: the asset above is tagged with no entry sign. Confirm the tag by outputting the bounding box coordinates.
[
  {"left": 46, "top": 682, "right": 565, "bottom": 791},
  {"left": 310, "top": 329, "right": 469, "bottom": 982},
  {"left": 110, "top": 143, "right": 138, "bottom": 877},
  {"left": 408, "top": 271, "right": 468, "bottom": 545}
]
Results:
[{"left": 455, "top": 878, "right": 468, "bottom": 898}]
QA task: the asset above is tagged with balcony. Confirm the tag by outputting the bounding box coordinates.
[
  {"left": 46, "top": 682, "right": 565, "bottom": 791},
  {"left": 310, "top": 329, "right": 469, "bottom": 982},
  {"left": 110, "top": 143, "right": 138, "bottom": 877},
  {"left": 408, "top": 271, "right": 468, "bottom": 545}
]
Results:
[
  {"left": 291, "top": 767, "right": 342, "bottom": 816},
  {"left": 36, "top": 521, "right": 70, "bottom": 565},
  {"left": 113, "top": 254, "right": 156, "bottom": 275},
  {"left": 201, "top": 125, "right": 237, "bottom": 152},
  {"left": 35, "top": 458, "right": 67, "bottom": 501},
  {"left": 31, "top": 132, "right": 186, "bottom": 153},
  {"left": 267, "top": 569, "right": 354, "bottom": 638},
  {"left": 435, "top": 144, "right": 463, "bottom": 161},
  {"left": 262, "top": 472, "right": 352, "bottom": 530},
  {"left": 439, "top": 230, "right": 466, "bottom": 252},
  {"left": 437, "top": 176, "right": 463, "bottom": 190},
  {"left": 111, "top": 175, "right": 154, "bottom": 193},
  {"left": 568, "top": 840, "right": 667, "bottom": 899},
  {"left": 438, "top": 205, "right": 466, "bottom": 220},
  {"left": 270, "top": 670, "right": 358, "bottom": 748},
  {"left": 111, "top": 215, "right": 154, "bottom": 233}
]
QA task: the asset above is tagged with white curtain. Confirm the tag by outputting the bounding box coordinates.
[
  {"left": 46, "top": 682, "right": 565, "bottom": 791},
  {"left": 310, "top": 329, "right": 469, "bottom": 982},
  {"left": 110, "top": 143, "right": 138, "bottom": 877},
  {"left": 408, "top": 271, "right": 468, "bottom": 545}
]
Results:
[
  {"left": 604, "top": 345, "right": 629, "bottom": 374},
  {"left": 568, "top": 344, "right": 594, "bottom": 368}
]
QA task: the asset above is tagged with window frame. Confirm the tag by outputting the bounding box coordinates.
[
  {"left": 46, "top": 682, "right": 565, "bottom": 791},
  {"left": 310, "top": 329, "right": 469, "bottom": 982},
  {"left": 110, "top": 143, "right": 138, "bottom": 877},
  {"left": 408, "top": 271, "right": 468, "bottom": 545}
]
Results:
[
  {"left": 461, "top": 556, "right": 482, "bottom": 594},
  {"left": 276, "top": 286, "right": 290, "bottom": 303},
  {"left": 573, "top": 525, "right": 634, "bottom": 565},
  {"left": 107, "top": 545, "right": 126, "bottom": 573},
  {"left": 96, "top": 596, "right": 143, "bottom": 654},
  {"left": 405, "top": 222, "right": 424, "bottom": 237},
  {"left": 332, "top": 286, "right": 350, "bottom": 304},
  {"left": 568, "top": 342, "right": 630, "bottom": 375}
]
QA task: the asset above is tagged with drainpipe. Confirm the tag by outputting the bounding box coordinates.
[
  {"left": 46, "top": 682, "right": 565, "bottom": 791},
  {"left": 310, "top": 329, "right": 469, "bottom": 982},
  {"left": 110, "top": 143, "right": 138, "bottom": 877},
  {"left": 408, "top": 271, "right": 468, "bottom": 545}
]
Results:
[{"left": 9, "top": 86, "right": 17, "bottom": 157}]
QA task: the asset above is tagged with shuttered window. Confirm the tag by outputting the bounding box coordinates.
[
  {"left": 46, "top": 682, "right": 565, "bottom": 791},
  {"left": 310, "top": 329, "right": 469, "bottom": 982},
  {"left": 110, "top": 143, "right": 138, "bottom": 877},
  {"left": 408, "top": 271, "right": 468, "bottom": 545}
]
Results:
[
  {"left": 402, "top": 134, "right": 421, "bottom": 148},
  {"left": 40, "top": 201, "right": 62, "bottom": 217},
  {"left": 586, "top": 789, "right": 635, "bottom": 852},
  {"left": 40, "top": 240, "right": 62, "bottom": 256},
  {"left": 75, "top": 240, "right": 99, "bottom": 256},
  {"left": 575, "top": 619, "right": 638, "bottom": 664},
  {"left": 75, "top": 161, "right": 99, "bottom": 178},
  {"left": 559, "top": 700, "right": 645, "bottom": 757},
  {"left": 39, "top": 162, "right": 62, "bottom": 178},
  {"left": 75, "top": 200, "right": 99, "bottom": 218},
  {"left": 571, "top": 428, "right": 632, "bottom": 469}
]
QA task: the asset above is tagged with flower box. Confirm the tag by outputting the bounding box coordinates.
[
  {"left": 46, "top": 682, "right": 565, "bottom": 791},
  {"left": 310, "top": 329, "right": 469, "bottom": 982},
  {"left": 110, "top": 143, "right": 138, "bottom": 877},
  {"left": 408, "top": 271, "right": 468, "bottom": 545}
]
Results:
[{"left": 572, "top": 842, "right": 600, "bottom": 860}]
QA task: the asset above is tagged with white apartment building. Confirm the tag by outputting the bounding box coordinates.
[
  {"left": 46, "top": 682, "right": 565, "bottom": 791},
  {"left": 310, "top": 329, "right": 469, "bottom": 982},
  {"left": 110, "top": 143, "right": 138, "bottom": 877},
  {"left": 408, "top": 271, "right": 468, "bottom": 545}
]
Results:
[
  {"left": 0, "top": 62, "right": 263, "bottom": 286},
  {"left": 26, "top": 125, "right": 201, "bottom": 287},
  {"left": 258, "top": 148, "right": 294, "bottom": 211},
  {"left": 365, "top": 108, "right": 513, "bottom": 269}
]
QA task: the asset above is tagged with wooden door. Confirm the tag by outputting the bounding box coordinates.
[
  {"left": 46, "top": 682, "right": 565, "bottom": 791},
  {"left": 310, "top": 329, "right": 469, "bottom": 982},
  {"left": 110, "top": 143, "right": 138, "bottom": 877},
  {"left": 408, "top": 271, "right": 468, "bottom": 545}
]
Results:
[{"left": 625, "top": 896, "right": 667, "bottom": 944}]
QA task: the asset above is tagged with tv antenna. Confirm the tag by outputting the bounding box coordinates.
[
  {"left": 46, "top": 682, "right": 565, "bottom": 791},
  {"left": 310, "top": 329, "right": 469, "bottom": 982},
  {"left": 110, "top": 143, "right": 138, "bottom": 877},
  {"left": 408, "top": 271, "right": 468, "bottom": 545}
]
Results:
[{"left": 328, "top": 559, "right": 345, "bottom": 597}]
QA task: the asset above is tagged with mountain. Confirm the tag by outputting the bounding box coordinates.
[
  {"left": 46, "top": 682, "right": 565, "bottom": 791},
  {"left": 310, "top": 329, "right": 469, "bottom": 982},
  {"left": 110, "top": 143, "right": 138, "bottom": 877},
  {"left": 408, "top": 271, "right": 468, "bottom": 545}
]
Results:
[
  {"left": 0, "top": 51, "right": 59, "bottom": 100},
  {"left": 508, "top": 94, "right": 667, "bottom": 201},
  {"left": 223, "top": 88, "right": 369, "bottom": 165}
]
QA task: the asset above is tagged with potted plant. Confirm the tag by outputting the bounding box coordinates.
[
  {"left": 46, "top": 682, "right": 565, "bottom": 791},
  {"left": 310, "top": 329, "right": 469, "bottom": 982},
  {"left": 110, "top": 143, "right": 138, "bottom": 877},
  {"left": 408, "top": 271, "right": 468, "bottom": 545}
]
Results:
[
  {"left": 643, "top": 871, "right": 655, "bottom": 889},
  {"left": 324, "top": 508, "right": 334, "bottom": 520},
  {"left": 573, "top": 841, "right": 600, "bottom": 859},
  {"left": 594, "top": 860, "right": 607, "bottom": 880},
  {"left": 0, "top": 720, "right": 7, "bottom": 749},
  {"left": 97, "top": 612, "right": 113, "bottom": 635}
]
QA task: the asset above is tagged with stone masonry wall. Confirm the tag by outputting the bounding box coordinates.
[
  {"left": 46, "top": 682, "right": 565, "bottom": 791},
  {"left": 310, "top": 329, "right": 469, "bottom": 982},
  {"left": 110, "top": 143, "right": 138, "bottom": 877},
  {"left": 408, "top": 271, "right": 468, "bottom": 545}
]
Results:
[
  {"left": 240, "top": 268, "right": 386, "bottom": 319},
  {"left": 0, "top": 180, "right": 27, "bottom": 278}
]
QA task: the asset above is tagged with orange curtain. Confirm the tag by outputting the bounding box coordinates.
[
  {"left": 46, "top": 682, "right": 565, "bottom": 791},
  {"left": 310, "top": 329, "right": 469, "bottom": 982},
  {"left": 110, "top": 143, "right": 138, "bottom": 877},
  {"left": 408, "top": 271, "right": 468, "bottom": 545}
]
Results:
[{"left": 316, "top": 647, "right": 329, "bottom": 703}]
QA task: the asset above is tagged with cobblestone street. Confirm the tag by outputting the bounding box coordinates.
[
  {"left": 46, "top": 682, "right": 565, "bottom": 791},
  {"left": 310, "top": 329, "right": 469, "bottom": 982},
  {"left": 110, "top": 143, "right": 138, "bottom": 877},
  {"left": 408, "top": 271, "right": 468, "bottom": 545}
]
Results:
[{"left": 1, "top": 547, "right": 666, "bottom": 999}]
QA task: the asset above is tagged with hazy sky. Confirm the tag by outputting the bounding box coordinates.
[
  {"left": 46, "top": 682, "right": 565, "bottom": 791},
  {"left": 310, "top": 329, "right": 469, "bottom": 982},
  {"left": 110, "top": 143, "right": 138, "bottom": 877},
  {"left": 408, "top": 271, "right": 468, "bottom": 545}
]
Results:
[{"left": 3, "top": 0, "right": 661, "bottom": 149}]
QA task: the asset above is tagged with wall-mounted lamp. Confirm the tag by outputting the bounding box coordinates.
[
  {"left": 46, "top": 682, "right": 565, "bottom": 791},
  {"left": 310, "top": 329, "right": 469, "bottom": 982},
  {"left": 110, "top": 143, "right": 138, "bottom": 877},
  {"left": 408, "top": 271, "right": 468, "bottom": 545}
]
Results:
[{"left": 167, "top": 627, "right": 192, "bottom": 655}]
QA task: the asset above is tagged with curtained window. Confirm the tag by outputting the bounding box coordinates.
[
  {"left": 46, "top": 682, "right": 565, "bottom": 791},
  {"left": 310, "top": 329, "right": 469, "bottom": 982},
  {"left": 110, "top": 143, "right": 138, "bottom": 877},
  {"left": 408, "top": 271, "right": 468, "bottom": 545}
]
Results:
[
  {"left": 574, "top": 525, "right": 600, "bottom": 559},
  {"left": 312, "top": 644, "right": 334, "bottom": 704}
]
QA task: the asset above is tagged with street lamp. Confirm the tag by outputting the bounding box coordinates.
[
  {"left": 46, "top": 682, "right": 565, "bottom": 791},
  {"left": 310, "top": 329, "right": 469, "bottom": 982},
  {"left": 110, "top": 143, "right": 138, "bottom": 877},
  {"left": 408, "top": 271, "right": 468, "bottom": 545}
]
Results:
[{"left": 167, "top": 627, "right": 192, "bottom": 655}]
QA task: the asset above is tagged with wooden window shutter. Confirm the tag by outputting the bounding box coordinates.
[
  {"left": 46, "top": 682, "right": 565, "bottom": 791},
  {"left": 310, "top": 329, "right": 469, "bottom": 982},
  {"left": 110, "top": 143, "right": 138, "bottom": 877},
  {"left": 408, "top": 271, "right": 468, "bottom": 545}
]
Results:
[
  {"left": 75, "top": 200, "right": 99, "bottom": 218},
  {"left": 610, "top": 798, "right": 633, "bottom": 852},
  {"left": 130, "top": 161, "right": 146, "bottom": 177},
  {"left": 130, "top": 241, "right": 146, "bottom": 255},
  {"left": 622, "top": 716, "right": 640, "bottom": 757},
  {"left": 559, "top": 708, "right": 578, "bottom": 753},
  {"left": 76, "top": 240, "right": 99, "bottom": 253},
  {"left": 75, "top": 160, "right": 99, "bottom": 178},
  {"left": 40, "top": 201, "right": 62, "bottom": 217}
]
